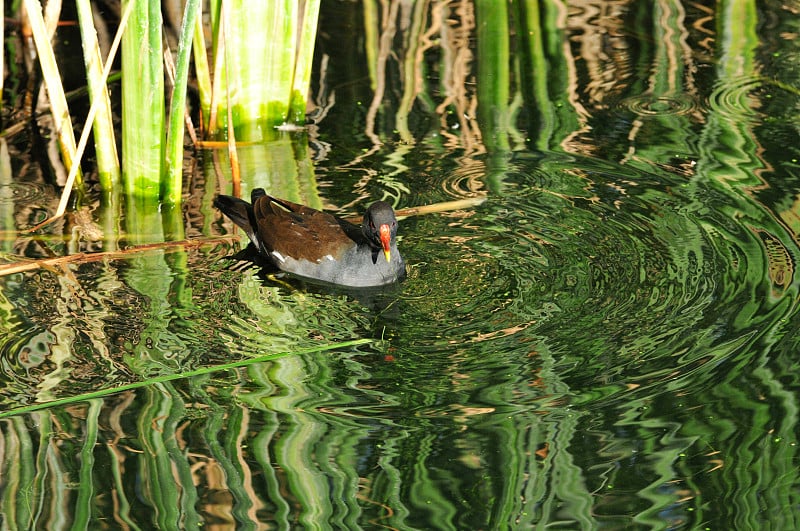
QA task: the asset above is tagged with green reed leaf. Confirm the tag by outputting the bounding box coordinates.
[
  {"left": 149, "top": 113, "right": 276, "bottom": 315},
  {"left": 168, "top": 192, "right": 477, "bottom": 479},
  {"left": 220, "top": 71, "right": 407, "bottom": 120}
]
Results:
[{"left": 0, "top": 339, "right": 373, "bottom": 419}]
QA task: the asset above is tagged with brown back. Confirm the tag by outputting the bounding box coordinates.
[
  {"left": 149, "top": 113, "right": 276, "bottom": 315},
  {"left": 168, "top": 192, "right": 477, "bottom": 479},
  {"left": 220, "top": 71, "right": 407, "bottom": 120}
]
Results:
[{"left": 252, "top": 195, "right": 360, "bottom": 262}]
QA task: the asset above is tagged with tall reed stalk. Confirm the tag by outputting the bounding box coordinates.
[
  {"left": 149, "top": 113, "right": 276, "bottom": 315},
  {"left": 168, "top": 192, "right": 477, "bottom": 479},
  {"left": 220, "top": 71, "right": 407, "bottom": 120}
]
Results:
[
  {"left": 75, "top": 0, "right": 119, "bottom": 190},
  {"left": 164, "top": 0, "right": 201, "bottom": 204},
  {"left": 23, "top": 0, "right": 83, "bottom": 188},
  {"left": 24, "top": 0, "right": 321, "bottom": 217},
  {"left": 289, "top": 0, "right": 321, "bottom": 124},
  {"left": 205, "top": 0, "right": 312, "bottom": 141},
  {"left": 475, "top": 0, "right": 511, "bottom": 153},
  {"left": 121, "top": 0, "right": 164, "bottom": 199}
]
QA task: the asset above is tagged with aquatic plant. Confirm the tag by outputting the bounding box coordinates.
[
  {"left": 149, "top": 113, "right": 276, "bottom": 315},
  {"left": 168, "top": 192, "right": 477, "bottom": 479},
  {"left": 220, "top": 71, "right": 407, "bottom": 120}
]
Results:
[{"left": 19, "top": 0, "right": 320, "bottom": 222}]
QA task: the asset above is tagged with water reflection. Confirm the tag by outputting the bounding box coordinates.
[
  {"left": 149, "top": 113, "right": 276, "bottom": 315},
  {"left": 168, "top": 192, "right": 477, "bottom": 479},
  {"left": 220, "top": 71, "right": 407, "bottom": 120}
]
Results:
[
  {"left": 2, "top": 157, "right": 799, "bottom": 527},
  {"left": 1, "top": 0, "right": 800, "bottom": 528}
]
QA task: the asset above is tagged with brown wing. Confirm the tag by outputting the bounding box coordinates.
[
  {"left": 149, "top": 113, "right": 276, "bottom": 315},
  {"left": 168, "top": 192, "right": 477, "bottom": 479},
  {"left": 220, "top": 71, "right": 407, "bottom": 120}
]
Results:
[{"left": 252, "top": 195, "right": 358, "bottom": 262}]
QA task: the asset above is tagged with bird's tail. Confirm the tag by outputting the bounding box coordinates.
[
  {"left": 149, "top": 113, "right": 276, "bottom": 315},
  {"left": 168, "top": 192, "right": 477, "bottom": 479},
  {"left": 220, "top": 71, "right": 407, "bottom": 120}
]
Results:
[
  {"left": 213, "top": 194, "right": 262, "bottom": 251},
  {"left": 213, "top": 195, "right": 252, "bottom": 230}
]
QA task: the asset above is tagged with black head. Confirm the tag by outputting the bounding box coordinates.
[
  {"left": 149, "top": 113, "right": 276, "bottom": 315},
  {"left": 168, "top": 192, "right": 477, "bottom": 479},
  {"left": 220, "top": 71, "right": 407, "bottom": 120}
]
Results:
[{"left": 362, "top": 201, "right": 398, "bottom": 261}]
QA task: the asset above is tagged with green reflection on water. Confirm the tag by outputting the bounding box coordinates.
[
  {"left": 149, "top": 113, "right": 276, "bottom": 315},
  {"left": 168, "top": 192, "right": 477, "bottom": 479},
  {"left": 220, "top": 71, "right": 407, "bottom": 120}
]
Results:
[{"left": 0, "top": 0, "right": 799, "bottom": 528}]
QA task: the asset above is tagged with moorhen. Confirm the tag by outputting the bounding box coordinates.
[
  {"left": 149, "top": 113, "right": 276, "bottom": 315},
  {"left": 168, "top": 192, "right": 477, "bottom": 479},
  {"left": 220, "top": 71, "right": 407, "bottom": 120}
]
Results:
[{"left": 214, "top": 188, "right": 406, "bottom": 287}]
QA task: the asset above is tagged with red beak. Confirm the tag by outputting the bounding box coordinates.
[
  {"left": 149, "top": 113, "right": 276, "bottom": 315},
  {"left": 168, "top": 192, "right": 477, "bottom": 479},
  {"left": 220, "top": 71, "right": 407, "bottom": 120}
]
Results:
[{"left": 379, "top": 224, "right": 392, "bottom": 262}]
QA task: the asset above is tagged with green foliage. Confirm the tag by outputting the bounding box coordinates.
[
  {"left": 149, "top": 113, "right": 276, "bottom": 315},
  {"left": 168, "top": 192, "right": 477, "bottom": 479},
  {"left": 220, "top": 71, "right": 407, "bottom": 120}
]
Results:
[
  {"left": 121, "top": 0, "right": 165, "bottom": 199},
  {"left": 20, "top": 0, "right": 321, "bottom": 206},
  {"left": 75, "top": 0, "right": 119, "bottom": 190},
  {"left": 164, "top": 0, "right": 201, "bottom": 204}
]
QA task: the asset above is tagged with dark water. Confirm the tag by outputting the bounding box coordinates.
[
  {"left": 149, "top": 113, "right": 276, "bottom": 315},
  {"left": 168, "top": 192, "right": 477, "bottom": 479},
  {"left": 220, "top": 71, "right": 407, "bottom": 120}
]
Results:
[{"left": 2, "top": 1, "right": 800, "bottom": 529}]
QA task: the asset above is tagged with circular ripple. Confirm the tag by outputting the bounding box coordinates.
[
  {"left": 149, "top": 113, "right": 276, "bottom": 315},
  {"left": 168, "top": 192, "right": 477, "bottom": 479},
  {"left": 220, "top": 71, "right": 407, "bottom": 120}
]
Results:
[
  {"left": 706, "top": 76, "right": 764, "bottom": 119},
  {"left": 400, "top": 235, "right": 520, "bottom": 346},
  {"left": 396, "top": 150, "right": 790, "bottom": 408},
  {"left": 438, "top": 161, "right": 487, "bottom": 199},
  {"left": 620, "top": 94, "right": 697, "bottom": 116},
  {"left": 0, "top": 182, "right": 49, "bottom": 203}
]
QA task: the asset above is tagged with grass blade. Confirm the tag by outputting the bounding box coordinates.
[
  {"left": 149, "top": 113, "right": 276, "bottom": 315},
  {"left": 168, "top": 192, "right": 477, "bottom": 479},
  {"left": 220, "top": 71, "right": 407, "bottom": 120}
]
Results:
[
  {"left": 164, "top": 0, "right": 201, "bottom": 204},
  {"left": 192, "top": 7, "right": 212, "bottom": 132},
  {"left": 0, "top": 339, "right": 374, "bottom": 419},
  {"left": 76, "top": 0, "right": 120, "bottom": 190},
  {"left": 288, "top": 0, "right": 321, "bottom": 125},
  {"left": 121, "top": 0, "right": 164, "bottom": 198}
]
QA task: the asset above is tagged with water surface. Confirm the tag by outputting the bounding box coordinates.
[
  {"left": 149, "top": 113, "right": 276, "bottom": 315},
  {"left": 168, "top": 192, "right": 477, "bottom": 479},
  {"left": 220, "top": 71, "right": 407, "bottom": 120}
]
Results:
[{"left": 1, "top": 1, "right": 800, "bottom": 529}]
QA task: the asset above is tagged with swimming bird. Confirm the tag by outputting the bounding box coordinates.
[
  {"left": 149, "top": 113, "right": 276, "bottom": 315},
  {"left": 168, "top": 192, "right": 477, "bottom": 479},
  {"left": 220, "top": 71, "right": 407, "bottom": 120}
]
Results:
[{"left": 214, "top": 188, "right": 406, "bottom": 287}]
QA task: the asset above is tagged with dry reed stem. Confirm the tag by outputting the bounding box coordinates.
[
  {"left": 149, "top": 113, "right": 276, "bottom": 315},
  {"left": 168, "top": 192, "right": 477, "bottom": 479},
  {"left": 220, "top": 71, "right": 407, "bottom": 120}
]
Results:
[
  {"left": 2, "top": 196, "right": 485, "bottom": 277},
  {"left": 339, "top": 196, "right": 486, "bottom": 223},
  {"left": 0, "top": 236, "right": 239, "bottom": 277},
  {"left": 27, "top": 0, "right": 134, "bottom": 233}
]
